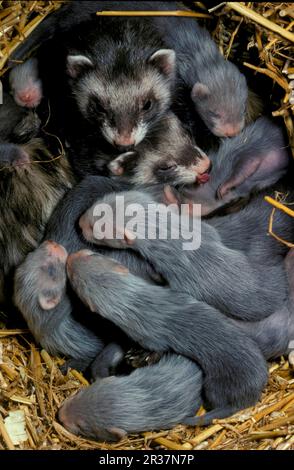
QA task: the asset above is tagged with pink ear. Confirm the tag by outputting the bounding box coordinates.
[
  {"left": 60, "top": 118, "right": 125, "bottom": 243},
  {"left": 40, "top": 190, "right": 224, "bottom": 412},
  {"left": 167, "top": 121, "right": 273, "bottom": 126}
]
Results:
[
  {"left": 191, "top": 82, "right": 210, "bottom": 100},
  {"left": 218, "top": 158, "right": 260, "bottom": 198},
  {"left": 217, "top": 147, "right": 289, "bottom": 199}
]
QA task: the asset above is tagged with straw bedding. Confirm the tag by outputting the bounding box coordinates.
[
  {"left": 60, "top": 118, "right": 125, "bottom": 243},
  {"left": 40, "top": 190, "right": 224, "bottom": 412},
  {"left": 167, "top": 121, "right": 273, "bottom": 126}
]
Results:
[{"left": 0, "top": 1, "right": 293, "bottom": 450}]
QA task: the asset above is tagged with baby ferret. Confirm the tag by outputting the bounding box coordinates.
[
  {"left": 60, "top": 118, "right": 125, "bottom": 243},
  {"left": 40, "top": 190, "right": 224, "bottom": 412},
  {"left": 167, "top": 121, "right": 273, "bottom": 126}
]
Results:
[{"left": 108, "top": 112, "right": 211, "bottom": 185}]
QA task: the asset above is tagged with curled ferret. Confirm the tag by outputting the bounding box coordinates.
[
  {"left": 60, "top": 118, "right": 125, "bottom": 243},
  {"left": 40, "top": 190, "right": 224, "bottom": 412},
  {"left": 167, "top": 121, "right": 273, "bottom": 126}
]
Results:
[
  {"left": 58, "top": 352, "right": 203, "bottom": 442},
  {"left": 65, "top": 248, "right": 268, "bottom": 427},
  {"left": 152, "top": 16, "right": 248, "bottom": 138}
]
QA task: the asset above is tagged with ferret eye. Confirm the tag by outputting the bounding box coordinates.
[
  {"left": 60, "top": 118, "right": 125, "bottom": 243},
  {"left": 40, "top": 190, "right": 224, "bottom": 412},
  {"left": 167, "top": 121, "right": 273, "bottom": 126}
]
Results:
[
  {"left": 142, "top": 100, "right": 153, "bottom": 111},
  {"left": 95, "top": 102, "right": 107, "bottom": 115},
  {"left": 157, "top": 163, "right": 177, "bottom": 172},
  {"left": 90, "top": 97, "right": 107, "bottom": 115}
]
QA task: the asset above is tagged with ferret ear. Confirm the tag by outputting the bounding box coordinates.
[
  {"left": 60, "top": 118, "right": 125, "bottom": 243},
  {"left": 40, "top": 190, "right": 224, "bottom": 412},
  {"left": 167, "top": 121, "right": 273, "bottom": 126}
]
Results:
[
  {"left": 38, "top": 290, "right": 62, "bottom": 310},
  {"left": 191, "top": 82, "right": 210, "bottom": 100},
  {"left": 66, "top": 54, "right": 93, "bottom": 78},
  {"left": 217, "top": 147, "right": 289, "bottom": 199},
  {"left": 148, "top": 49, "right": 176, "bottom": 78}
]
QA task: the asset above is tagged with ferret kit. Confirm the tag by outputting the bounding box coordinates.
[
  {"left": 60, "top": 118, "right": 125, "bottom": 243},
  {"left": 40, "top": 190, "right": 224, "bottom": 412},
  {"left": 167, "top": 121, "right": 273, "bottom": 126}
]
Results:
[{"left": 0, "top": 1, "right": 294, "bottom": 451}]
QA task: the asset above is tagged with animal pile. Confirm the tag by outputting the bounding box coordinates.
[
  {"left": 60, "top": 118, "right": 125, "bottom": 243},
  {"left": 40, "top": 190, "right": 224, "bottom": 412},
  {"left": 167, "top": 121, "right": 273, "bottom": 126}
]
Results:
[{"left": 1, "top": 1, "right": 293, "bottom": 442}]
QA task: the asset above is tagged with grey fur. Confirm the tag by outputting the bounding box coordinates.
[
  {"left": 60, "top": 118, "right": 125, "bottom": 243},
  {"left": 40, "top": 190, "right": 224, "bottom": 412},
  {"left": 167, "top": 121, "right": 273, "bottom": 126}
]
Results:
[
  {"left": 90, "top": 342, "right": 125, "bottom": 379},
  {"left": 80, "top": 189, "right": 288, "bottom": 322},
  {"left": 66, "top": 250, "right": 268, "bottom": 425},
  {"left": 58, "top": 353, "right": 203, "bottom": 441},
  {"left": 181, "top": 117, "right": 290, "bottom": 217},
  {"left": 13, "top": 177, "right": 161, "bottom": 369},
  {"left": 14, "top": 241, "right": 103, "bottom": 361},
  {"left": 152, "top": 16, "right": 248, "bottom": 137}
]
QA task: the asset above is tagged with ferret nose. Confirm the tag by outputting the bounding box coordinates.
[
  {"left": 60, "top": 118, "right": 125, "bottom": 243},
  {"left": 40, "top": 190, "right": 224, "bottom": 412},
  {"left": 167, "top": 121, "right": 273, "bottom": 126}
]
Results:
[
  {"left": 221, "top": 124, "right": 241, "bottom": 137},
  {"left": 114, "top": 134, "right": 135, "bottom": 148},
  {"left": 17, "top": 87, "right": 41, "bottom": 108}
]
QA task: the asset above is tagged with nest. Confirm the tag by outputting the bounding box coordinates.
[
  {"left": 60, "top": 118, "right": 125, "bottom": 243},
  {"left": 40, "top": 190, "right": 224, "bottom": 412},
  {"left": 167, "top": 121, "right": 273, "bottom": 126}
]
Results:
[{"left": 0, "top": 1, "right": 294, "bottom": 451}]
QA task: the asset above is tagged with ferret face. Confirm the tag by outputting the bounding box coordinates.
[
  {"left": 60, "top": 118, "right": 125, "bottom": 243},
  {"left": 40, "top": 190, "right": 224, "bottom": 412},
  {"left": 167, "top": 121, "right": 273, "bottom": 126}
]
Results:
[
  {"left": 67, "top": 49, "right": 175, "bottom": 149},
  {"left": 9, "top": 58, "right": 43, "bottom": 109},
  {"left": 191, "top": 62, "right": 248, "bottom": 138},
  {"left": 149, "top": 146, "right": 211, "bottom": 186},
  {"left": 114, "top": 145, "right": 211, "bottom": 186},
  {"left": 26, "top": 241, "right": 68, "bottom": 311},
  {"left": 58, "top": 389, "right": 124, "bottom": 442}
]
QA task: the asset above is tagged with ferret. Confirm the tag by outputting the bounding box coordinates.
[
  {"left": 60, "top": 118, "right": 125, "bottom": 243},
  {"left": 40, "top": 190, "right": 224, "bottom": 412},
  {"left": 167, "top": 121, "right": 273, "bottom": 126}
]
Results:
[
  {"left": 59, "top": 245, "right": 294, "bottom": 440},
  {"left": 79, "top": 188, "right": 287, "bottom": 324},
  {"left": 31, "top": 14, "right": 179, "bottom": 178},
  {"left": 179, "top": 117, "right": 290, "bottom": 217},
  {"left": 14, "top": 241, "right": 104, "bottom": 363},
  {"left": 108, "top": 112, "right": 211, "bottom": 185},
  {"left": 0, "top": 92, "right": 74, "bottom": 304},
  {"left": 9, "top": 58, "right": 42, "bottom": 108},
  {"left": 58, "top": 353, "right": 202, "bottom": 442},
  {"left": 65, "top": 249, "right": 268, "bottom": 427},
  {"left": 152, "top": 16, "right": 248, "bottom": 138},
  {"left": 64, "top": 16, "right": 176, "bottom": 146}
]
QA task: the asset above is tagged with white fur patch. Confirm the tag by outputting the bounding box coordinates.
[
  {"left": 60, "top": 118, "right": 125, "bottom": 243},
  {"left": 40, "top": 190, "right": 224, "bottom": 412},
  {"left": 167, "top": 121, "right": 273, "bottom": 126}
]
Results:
[
  {"left": 101, "top": 123, "right": 116, "bottom": 145},
  {"left": 134, "top": 123, "right": 147, "bottom": 146}
]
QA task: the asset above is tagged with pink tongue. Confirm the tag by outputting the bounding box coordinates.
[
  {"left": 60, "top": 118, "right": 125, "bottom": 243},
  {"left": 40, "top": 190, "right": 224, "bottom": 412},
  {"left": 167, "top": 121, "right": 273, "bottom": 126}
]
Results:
[{"left": 197, "top": 173, "right": 210, "bottom": 184}]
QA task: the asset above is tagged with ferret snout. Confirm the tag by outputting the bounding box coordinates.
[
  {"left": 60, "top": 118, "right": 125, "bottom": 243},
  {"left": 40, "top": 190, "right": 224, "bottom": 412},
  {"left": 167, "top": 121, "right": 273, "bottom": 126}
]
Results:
[
  {"left": 44, "top": 241, "right": 68, "bottom": 263},
  {"left": 58, "top": 394, "right": 83, "bottom": 436},
  {"left": 214, "top": 122, "right": 244, "bottom": 138},
  {"left": 114, "top": 134, "right": 135, "bottom": 148},
  {"left": 15, "top": 84, "right": 42, "bottom": 109}
]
